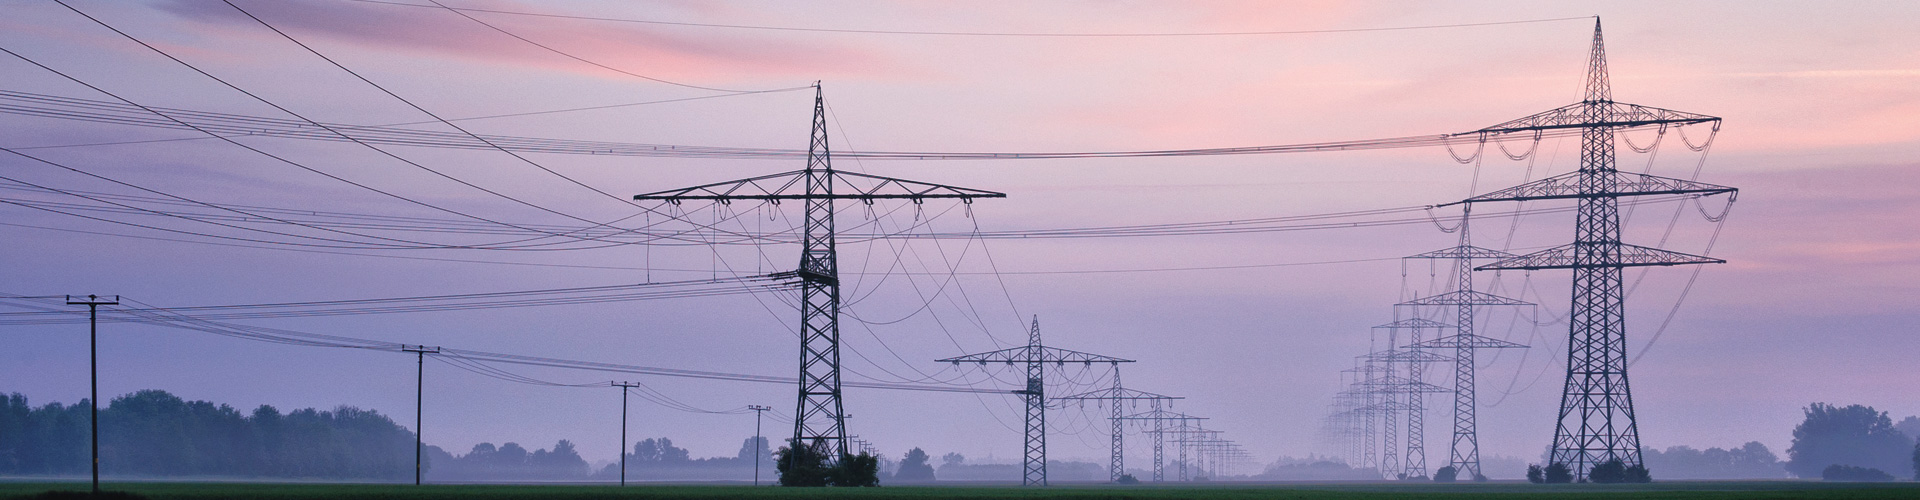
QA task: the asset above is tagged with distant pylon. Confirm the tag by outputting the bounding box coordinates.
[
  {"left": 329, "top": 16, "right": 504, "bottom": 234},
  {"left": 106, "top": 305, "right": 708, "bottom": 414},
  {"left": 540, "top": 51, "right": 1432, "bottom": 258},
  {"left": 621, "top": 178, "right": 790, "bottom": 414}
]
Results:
[
  {"left": 938, "top": 316, "right": 1132, "bottom": 486},
  {"left": 1439, "top": 19, "right": 1736, "bottom": 480},
  {"left": 1052, "top": 371, "right": 1180, "bottom": 483},
  {"left": 1404, "top": 218, "right": 1531, "bottom": 481}
]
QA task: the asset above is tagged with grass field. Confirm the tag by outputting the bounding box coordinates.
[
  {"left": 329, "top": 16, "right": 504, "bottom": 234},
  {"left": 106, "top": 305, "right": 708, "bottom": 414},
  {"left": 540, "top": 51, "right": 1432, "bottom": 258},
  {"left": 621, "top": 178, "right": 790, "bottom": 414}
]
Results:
[{"left": 4, "top": 481, "right": 1920, "bottom": 500}]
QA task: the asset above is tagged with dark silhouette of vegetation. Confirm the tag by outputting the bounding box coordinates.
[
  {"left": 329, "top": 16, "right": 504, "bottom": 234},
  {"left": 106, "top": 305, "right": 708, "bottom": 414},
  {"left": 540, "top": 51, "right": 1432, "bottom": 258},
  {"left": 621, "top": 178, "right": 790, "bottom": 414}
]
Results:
[
  {"left": 1588, "top": 460, "right": 1626, "bottom": 483},
  {"left": 1786, "top": 403, "right": 1916, "bottom": 478},
  {"left": 773, "top": 441, "right": 878, "bottom": 487},
  {"left": 0, "top": 391, "right": 412, "bottom": 479},
  {"left": 1626, "top": 463, "right": 1652, "bottom": 483},
  {"left": 1525, "top": 464, "right": 1543, "bottom": 483},
  {"left": 22, "top": 491, "right": 148, "bottom": 500},
  {"left": 892, "top": 448, "right": 935, "bottom": 482},
  {"left": 1821, "top": 464, "right": 1894, "bottom": 482},
  {"left": 1543, "top": 462, "right": 1573, "bottom": 483},
  {"left": 1432, "top": 465, "right": 1456, "bottom": 482},
  {"left": 1913, "top": 441, "right": 1919, "bottom": 480},
  {"left": 421, "top": 440, "right": 587, "bottom": 481},
  {"left": 1641, "top": 442, "right": 1785, "bottom": 478},
  {"left": 1116, "top": 473, "right": 1139, "bottom": 484}
]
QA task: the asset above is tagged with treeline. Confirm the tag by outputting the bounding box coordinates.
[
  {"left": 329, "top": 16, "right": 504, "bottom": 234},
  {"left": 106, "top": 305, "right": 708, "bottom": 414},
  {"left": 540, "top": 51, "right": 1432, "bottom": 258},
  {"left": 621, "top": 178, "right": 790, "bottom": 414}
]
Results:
[{"left": 0, "top": 390, "right": 413, "bottom": 479}]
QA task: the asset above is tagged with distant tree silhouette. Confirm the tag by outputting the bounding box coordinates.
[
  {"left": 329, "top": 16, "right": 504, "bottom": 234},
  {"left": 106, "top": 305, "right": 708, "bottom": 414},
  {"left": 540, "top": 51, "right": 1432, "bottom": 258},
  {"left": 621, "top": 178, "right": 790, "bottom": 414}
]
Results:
[
  {"left": 1912, "top": 442, "right": 1920, "bottom": 480},
  {"left": 1432, "top": 465, "right": 1457, "bottom": 482},
  {"left": 1543, "top": 462, "right": 1572, "bottom": 483},
  {"left": 1786, "top": 403, "right": 1915, "bottom": 478},
  {"left": 1640, "top": 442, "right": 1784, "bottom": 479},
  {"left": 1525, "top": 464, "right": 1544, "bottom": 483},
  {"left": 832, "top": 452, "right": 880, "bottom": 487},
  {"left": 1625, "top": 463, "right": 1651, "bottom": 483},
  {"left": 775, "top": 441, "right": 831, "bottom": 486},
  {"left": 892, "top": 448, "right": 935, "bottom": 482}
]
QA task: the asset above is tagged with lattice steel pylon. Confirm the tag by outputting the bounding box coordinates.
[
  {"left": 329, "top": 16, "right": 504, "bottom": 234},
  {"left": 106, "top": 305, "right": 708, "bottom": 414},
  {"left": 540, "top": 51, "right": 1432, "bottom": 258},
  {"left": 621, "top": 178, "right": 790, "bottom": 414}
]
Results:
[
  {"left": 1405, "top": 223, "right": 1531, "bottom": 481},
  {"left": 1437, "top": 19, "right": 1735, "bottom": 480},
  {"left": 1363, "top": 321, "right": 1453, "bottom": 480},
  {"left": 1052, "top": 370, "right": 1180, "bottom": 483},
  {"left": 636, "top": 84, "right": 1006, "bottom": 461},
  {"left": 938, "top": 316, "right": 1132, "bottom": 486}
]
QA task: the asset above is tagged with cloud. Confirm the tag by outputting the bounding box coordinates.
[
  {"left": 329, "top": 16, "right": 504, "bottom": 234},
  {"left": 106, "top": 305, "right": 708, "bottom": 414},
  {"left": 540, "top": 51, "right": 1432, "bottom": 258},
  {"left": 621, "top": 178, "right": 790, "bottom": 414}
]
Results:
[{"left": 151, "top": 0, "right": 906, "bottom": 85}]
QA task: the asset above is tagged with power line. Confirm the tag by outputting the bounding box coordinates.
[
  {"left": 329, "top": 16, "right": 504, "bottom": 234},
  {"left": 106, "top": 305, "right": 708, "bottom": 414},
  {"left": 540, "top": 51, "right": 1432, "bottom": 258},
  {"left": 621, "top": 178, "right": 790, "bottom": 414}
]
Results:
[{"left": 352, "top": 1, "right": 1591, "bottom": 38}]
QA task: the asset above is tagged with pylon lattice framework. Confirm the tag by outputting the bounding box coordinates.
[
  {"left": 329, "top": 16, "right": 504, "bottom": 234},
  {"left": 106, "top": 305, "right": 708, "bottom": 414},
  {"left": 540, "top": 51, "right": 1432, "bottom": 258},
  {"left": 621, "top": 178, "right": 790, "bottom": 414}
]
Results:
[
  {"left": 1052, "top": 372, "right": 1180, "bottom": 483},
  {"left": 635, "top": 85, "right": 1006, "bottom": 461}
]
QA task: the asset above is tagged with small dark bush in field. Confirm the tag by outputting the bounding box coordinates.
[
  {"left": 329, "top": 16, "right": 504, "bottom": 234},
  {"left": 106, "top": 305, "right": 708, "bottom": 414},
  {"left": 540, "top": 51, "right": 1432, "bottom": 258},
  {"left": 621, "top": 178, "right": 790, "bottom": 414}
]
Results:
[
  {"left": 1116, "top": 474, "right": 1140, "bottom": 484},
  {"left": 1433, "top": 465, "right": 1457, "bottom": 482},
  {"left": 1526, "top": 464, "right": 1544, "bottom": 483},
  {"left": 1822, "top": 464, "right": 1894, "bottom": 482},
  {"left": 1544, "top": 462, "right": 1573, "bottom": 483}
]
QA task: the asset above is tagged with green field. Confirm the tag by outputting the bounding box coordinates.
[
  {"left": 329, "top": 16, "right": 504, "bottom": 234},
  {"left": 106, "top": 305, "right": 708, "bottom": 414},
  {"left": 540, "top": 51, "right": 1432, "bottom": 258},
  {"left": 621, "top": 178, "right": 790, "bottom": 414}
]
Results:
[{"left": 4, "top": 481, "right": 1920, "bottom": 500}]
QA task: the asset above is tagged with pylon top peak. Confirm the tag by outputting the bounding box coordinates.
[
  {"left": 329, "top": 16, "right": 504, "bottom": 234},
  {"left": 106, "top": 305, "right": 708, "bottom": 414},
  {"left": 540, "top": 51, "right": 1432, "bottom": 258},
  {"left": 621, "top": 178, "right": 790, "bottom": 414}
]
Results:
[{"left": 1585, "top": 17, "right": 1611, "bottom": 103}]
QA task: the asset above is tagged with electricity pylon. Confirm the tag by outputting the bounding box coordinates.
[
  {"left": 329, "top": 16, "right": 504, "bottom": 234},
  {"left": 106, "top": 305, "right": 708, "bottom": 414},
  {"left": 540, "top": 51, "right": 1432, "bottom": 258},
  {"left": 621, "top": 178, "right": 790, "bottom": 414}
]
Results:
[
  {"left": 1437, "top": 20, "right": 1735, "bottom": 480},
  {"left": 937, "top": 316, "right": 1131, "bottom": 486},
  {"left": 1052, "top": 370, "right": 1180, "bottom": 482},
  {"left": 635, "top": 84, "right": 1006, "bottom": 460},
  {"left": 1404, "top": 223, "right": 1531, "bottom": 481},
  {"left": 1394, "top": 290, "right": 1526, "bottom": 480},
  {"left": 1116, "top": 408, "right": 1205, "bottom": 482},
  {"left": 1366, "top": 318, "right": 1451, "bottom": 478}
]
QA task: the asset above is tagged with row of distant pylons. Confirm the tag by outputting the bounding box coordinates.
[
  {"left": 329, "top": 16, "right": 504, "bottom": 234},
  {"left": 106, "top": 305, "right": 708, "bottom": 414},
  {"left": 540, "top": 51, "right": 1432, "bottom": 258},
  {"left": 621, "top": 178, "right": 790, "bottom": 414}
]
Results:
[
  {"left": 1323, "top": 19, "right": 1735, "bottom": 482},
  {"left": 631, "top": 18, "right": 1733, "bottom": 485}
]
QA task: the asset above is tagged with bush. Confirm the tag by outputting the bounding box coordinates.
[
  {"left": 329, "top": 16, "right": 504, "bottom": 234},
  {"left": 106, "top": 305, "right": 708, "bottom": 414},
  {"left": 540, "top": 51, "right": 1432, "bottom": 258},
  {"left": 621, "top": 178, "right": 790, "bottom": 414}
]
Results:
[
  {"left": 1544, "top": 462, "right": 1573, "bottom": 483},
  {"left": 830, "top": 452, "right": 880, "bottom": 487},
  {"left": 1433, "top": 465, "right": 1457, "bottom": 482},
  {"left": 1589, "top": 459, "right": 1628, "bottom": 483},
  {"left": 1116, "top": 473, "right": 1140, "bottom": 484},
  {"left": 1822, "top": 464, "right": 1894, "bottom": 482},
  {"left": 1526, "top": 464, "right": 1544, "bottom": 484},
  {"left": 1625, "top": 464, "right": 1652, "bottom": 483},
  {"left": 775, "top": 441, "right": 831, "bottom": 487}
]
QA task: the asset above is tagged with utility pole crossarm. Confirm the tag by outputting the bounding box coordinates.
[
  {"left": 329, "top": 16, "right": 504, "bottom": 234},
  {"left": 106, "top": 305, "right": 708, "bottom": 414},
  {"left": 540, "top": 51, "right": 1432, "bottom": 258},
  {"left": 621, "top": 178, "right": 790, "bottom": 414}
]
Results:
[
  {"left": 633, "top": 169, "right": 1006, "bottom": 202},
  {"left": 1050, "top": 387, "right": 1179, "bottom": 402},
  {"left": 1359, "top": 349, "right": 1451, "bottom": 364},
  {"left": 1396, "top": 290, "right": 1532, "bottom": 306},
  {"left": 1410, "top": 334, "right": 1530, "bottom": 350},
  {"left": 1372, "top": 318, "right": 1455, "bottom": 330},
  {"left": 1435, "top": 171, "right": 1735, "bottom": 208}
]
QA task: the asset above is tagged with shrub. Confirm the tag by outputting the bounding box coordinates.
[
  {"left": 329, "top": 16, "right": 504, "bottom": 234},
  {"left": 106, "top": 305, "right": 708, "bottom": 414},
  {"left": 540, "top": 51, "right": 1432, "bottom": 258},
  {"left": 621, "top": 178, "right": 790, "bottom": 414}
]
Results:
[
  {"left": 1821, "top": 464, "right": 1894, "bottom": 482},
  {"left": 1526, "top": 464, "right": 1544, "bottom": 484},
  {"left": 1625, "top": 464, "right": 1652, "bottom": 483},
  {"left": 1433, "top": 466, "right": 1457, "bottom": 482},
  {"left": 1589, "top": 459, "right": 1628, "bottom": 483},
  {"left": 1116, "top": 473, "right": 1140, "bottom": 484},
  {"left": 1544, "top": 462, "right": 1573, "bottom": 483}
]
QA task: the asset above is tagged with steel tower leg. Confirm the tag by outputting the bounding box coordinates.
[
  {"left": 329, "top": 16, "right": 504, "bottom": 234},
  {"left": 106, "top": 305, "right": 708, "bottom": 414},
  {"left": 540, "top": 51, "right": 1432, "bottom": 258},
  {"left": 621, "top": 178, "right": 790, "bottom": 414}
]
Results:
[
  {"left": 1450, "top": 226, "right": 1483, "bottom": 479},
  {"left": 1151, "top": 406, "right": 1165, "bottom": 482},
  {"left": 793, "top": 87, "right": 848, "bottom": 461},
  {"left": 1110, "top": 372, "right": 1125, "bottom": 482},
  {"left": 1549, "top": 20, "right": 1643, "bottom": 480},
  {"left": 1404, "top": 326, "right": 1428, "bottom": 479}
]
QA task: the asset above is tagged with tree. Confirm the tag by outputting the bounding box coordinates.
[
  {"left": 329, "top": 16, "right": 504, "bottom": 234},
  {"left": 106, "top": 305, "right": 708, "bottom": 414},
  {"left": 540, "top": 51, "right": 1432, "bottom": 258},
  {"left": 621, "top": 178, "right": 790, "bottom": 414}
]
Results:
[
  {"left": 1786, "top": 403, "right": 1915, "bottom": 478},
  {"left": 942, "top": 452, "right": 965, "bottom": 467},
  {"left": 831, "top": 452, "right": 881, "bottom": 487},
  {"left": 1433, "top": 465, "right": 1457, "bottom": 482},
  {"left": 775, "top": 441, "right": 831, "bottom": 487},
  {"left": 1544, "top": 462, "right": 1573, "bottom": 483},
  {"left": 1526, "top": 464, "right": 1544, "bottom": 484},
  {"left": 1822, "top": 464, "right": 1893, "bottom": 482},
  {"left": 893, "top": 448, "right": 935, "bottom": 482}
]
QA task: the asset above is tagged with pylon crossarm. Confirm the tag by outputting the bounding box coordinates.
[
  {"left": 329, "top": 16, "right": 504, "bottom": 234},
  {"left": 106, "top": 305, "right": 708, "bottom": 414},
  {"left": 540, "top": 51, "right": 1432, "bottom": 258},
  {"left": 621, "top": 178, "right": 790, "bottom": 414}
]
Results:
[
  {"left": 634, "top": 169, "right": 1006, "bottom": 202},
  {"left": 1372, "top": 318, "right": 1456, "bottom": 329},
  {"left": 1410, "top": 333, "right": 1529, "bottom": 349},
  {"left": 1397, "top": 290, "right": 1532, "bottom": 306},
  {"left": 1359, "top": 349, "right": 1451, "bottom": 363},
  {"left": 1403, "top": 245, "right": 1518, "bottom": 261},
  {"left": 1477, "top": 242, "right": 1724, "bottom": 271},
  {"left": 1467, "top": 101, "right": 1719, "bottom": 135},
  {"left": 1437, "top": 170, "right": 1736, "bottom": 207},
  {"left": 1052, "top": 386, "right": 1180, "bottom": 402},
  {"left": 1357, "top": 376, "right": 1450, "bottom": 393},
  {"left": 937, "top": 345, "right": 1135, "bottom": 364}
]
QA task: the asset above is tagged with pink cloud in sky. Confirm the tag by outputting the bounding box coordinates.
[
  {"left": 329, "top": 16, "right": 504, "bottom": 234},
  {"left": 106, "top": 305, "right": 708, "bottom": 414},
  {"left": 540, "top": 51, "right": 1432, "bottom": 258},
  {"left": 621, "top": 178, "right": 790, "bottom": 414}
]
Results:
[{"left": 152, "top": 0, "right": 904, "bottom": 85}]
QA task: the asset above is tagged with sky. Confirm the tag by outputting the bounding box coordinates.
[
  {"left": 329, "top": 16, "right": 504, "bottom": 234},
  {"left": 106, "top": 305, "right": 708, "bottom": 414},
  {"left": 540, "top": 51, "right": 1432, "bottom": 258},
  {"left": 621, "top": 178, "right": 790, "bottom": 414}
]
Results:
[{"left": 2, "top": 0, "right": 1918, "bottom": 478}]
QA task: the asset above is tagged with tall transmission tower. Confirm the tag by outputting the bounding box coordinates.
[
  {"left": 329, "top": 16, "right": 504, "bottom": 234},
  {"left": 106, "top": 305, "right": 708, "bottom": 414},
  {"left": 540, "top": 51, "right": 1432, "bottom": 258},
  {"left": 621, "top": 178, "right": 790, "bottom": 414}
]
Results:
[
  {"left": 937, "top": 316, "right": 1131, "bottom": 486},
  {"left": 1116, "top": 408, "right": 1205, "bottom": 482},
  {"left": 634, "top": 84, "right": 1006, "bottom": 460},
  {"left": 1437, "top": 20, "right": 1734, "bottom": 480},
  {"left": 1052, "top": 369, "right": 1180, "bottom": 482},
  {"left": 1404, "top": 223, "right": 1531, "bottom": 481}
]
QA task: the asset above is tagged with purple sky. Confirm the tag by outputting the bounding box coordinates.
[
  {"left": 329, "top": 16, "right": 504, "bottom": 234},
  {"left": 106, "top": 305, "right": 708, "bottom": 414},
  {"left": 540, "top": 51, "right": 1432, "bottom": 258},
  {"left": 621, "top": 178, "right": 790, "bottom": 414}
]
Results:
[{"left": 3, "top": 0, "right": 1918, "bottom": 476}]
